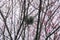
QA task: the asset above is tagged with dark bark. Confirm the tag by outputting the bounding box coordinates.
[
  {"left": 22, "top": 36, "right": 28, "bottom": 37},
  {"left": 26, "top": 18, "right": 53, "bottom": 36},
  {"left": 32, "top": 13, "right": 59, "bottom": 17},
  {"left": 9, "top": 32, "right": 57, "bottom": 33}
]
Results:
[{"left": 34, "top": 0, "right": 42, "bottom": 40}]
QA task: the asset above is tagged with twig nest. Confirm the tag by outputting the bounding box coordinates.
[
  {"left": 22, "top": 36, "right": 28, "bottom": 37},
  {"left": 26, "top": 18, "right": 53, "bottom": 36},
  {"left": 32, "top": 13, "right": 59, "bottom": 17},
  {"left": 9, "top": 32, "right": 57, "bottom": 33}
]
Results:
[{"left": 24, "top": 16, "right": 34, "bottom": 25}]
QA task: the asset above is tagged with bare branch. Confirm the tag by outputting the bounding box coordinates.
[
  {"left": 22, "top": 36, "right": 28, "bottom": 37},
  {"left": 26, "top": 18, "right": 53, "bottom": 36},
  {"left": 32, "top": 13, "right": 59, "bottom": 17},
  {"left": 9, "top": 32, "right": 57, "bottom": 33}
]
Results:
[
  {"left": 45, "top": 26, "right": 60, "bottom": 40},
  {"left": 0, "top": 10, "right": 13, "bottom": 40}
]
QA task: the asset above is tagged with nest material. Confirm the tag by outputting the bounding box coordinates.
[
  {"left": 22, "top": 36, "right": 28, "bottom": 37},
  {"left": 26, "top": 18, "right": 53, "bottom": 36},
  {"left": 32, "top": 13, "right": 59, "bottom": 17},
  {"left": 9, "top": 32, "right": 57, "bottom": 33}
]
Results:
[{"left": 24, "top": 16, "right": 34, "bottom": 24}]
